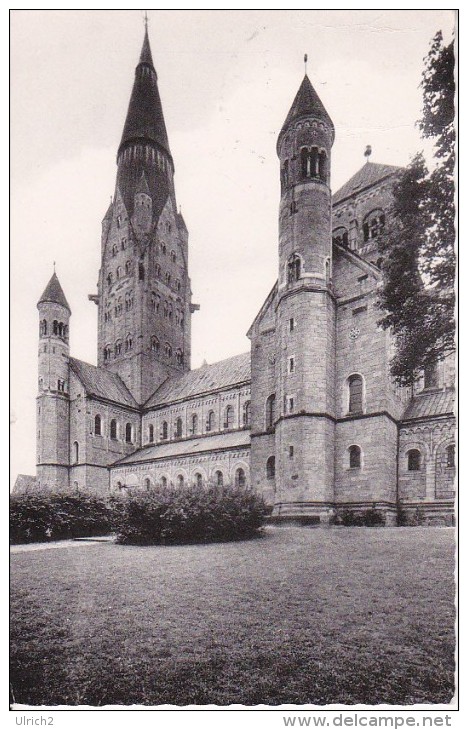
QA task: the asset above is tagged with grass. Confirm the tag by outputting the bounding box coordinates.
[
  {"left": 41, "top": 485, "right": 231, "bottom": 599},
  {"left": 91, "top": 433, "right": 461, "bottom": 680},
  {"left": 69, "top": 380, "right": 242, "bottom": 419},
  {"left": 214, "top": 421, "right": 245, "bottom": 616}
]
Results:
[{"left": 10, "top": 526, "right": 455, "bottom": 706}]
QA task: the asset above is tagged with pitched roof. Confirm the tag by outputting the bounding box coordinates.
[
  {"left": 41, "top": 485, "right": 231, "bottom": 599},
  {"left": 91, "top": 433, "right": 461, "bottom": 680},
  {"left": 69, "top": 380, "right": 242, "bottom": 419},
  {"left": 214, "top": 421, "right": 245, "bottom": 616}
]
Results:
[
  {"left": 332, "top": 161, "right": 402, "bottom": 206},
  {"left": 37, "top": 272, "right": 71, "bottom": 312},
  {"left": 278, "top": 74, "right": 334, "bottom": 149},
  {"left": 402, "top": 388, "right": 455, "bottom": 421},
  {"left": 119, "top": 29, "right": 170, "bottom": 156},
  {"left": 69, "top": 358, "right": 138, "bottom": 408},
  {"left": 114, "top": 430, "right": 251, "bottom": 466},
  {"left": 145, "top": 352, "right": 251, "bottom": 408}
]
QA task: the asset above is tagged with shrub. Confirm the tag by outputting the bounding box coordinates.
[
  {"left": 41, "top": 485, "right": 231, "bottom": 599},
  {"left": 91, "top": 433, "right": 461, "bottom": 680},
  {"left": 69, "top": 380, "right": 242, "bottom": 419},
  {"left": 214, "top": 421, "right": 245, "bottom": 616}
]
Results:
[
  {"left": 334, "top": 508, "right": 385, "bottom": 527},
  {"left": 10, "top": 493, "right": 113, "bottom": 544},
  {"left": 111, "top": 484, "right": 268, "bottom": 545}
]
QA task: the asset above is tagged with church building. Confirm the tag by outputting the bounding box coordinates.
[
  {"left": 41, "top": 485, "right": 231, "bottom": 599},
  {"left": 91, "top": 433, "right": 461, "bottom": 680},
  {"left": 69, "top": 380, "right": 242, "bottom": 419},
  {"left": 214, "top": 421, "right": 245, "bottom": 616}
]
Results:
[{"left": 32, "top": 28, "right": 455, "bottom": 525}]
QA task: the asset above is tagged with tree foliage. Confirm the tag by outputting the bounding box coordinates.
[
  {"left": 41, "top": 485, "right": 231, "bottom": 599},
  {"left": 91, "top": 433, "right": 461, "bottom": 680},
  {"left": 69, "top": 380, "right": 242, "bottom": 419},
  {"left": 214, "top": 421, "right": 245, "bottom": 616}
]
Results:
[{"left": 378, "top": 32, "right": 455, "bottom": 385}]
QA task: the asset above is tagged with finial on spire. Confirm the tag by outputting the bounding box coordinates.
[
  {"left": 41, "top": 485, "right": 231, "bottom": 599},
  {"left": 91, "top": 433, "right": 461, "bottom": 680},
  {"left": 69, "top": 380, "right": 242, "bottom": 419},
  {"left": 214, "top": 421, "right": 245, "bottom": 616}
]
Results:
[
  {"left": 304, "top": 54, "right": 308, "bottom": 75},
  {"left": 143, "top": 10, "right": 148, "bottom": 31},
  {"left": 53, "top": 261, "right": 56, "bottom": 273},
  {"left": 364, "top": 145, "right": 372, "bottom": 161}
]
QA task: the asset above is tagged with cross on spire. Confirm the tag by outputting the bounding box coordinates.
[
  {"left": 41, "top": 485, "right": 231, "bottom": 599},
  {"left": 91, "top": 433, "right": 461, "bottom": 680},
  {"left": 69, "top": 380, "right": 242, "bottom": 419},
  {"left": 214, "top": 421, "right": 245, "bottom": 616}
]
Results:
[
  {"left": 304, "top": 53, "right": 308, "bottom": 75},
  {"left": 143, "top": 10, "right": 148, "bottom": 30}
]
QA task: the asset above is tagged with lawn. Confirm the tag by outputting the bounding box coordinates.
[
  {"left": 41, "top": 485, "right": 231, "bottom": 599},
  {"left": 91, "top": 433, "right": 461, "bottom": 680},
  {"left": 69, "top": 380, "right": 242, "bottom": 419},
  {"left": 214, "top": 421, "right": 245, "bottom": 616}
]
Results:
[{"left": 10, "top": 526, "right": 455, "bottom": 707}]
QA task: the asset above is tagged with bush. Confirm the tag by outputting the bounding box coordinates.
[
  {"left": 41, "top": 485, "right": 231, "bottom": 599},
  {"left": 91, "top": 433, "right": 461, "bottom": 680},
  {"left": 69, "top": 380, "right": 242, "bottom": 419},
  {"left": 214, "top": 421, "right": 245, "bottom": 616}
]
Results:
[
  {"left": 111, "top": 484, "right": 268, "bottom": 545},
  {"left": 10, "top": 493, "right": 113, "bottom": 544},
  {"left": 334, "top": 508, "right": 385, "bottom": 527}
]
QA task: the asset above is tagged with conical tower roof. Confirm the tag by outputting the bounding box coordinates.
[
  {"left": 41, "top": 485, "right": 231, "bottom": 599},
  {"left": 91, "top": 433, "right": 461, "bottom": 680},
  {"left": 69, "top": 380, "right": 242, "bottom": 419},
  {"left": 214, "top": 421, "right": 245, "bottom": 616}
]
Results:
[
  {"left": 119, "top": 27, "right": 170, "bottom": 156},
  {"left": 278, "top": 74, "right": 334, "bottom": 150},
  {"left": 37, "top": 272, "right": 71, "bottom": 313}
]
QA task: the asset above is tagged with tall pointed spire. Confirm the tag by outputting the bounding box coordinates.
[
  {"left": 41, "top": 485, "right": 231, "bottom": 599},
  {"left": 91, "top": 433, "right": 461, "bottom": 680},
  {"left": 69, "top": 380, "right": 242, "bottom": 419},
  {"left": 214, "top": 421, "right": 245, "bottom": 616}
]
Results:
[
  {"left": 119, "top": 27, "right": 170, "bottom": 156},
  {"left": 37, "top": 272, "right": 71, "bottom": 313},
  {"left": 278, "top": 74, "right": 334, "bottom": 151}
]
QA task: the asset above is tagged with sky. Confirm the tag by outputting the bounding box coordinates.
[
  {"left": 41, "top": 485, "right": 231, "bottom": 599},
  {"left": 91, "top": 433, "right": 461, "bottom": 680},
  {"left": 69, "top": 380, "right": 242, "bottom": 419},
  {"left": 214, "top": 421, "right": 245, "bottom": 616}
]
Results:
[{"left": 10, "top": 9, "right": 456, "bottom": 484}]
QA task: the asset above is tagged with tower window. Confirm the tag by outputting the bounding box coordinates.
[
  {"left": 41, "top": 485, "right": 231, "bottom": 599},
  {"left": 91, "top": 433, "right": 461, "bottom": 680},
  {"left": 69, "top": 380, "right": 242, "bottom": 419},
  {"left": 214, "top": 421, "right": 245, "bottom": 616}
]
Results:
[
  {"left": 348, "top": 374, "right": 363, "bottom": 414},
  {"left": 116, "top": 215, "right": 122, "bottom": 228},
  {"left": 125, "top": 423, "right": 132, "bottom": 444},
  {"left": 125, "top": 261, "right": 132, "bottom": 276},
  {"left": 151, "top": 336, "right": 160, "bottom": 353},
  {"left": 121, "top": 237, "right": 127, "bottom": 250},
  {"left": 39, "top": 319, "right": 47, "bottom": 336},
  {"left": 224, "top": 405, "right": 234, "bottom": 430},
  {"left": 155, "top": 264, "right": 161, "bottom": 277},
  {"left": 104, "top": 346, "right": 111, "bottom": 362},
  {"left": 112, "top": 244, "right": 118, "bottom": 256},
  {"left": 446, "top": 444, "right": 455, "bottom": 468},
  {"left": 57, "top": 379, "right": 66, "bottom": 392},
  {"left": 289, "top": 357, "right": 295, "bottom": 373},
  {"left": 161, "top": 244, "right": 167, "bottom": 256},
  {"left": 115, "top": 340, "right": 122, "bottom": 356},
  {"left": 290, "top": 200, "right": 298, "bottom": 215},
  {"left": 164, "top": 342, "right": 172, "bottom": 359},
  {"left": 139, "top": 264, "right": 145, "bottom": 281},
  {"left": 287, "top": 254, "right": 301, "bottom": 283},
  {"left": 176, "top": 349, "right": 183, "bottom": 366},
  {"left": 266, "top": 456, "right": 276, "bottom": 480},
  {"left": 125, "top": 334, "right": 133, "bottom": 351},
  {"left": 110, "top": 419, "right": 118, "bottom": 440},
  {"left": 107, "top": 273, "right": 113, "bottom": 288},
  {"left": 266, "top": 394, "right": 276, "bottom": 430},
  {"left": 349, "top": 445, "right": 361, "bottom": 469},
  {"left": 407, "top": 449, "right": 421, "bottom": 471},
  {"left": 289, "top": 445, "right": 294, "bottom": 458},
  {"left": 73, "top": 441, "right": 79, "bottom": 464},
  {"left": 289, "top": 318, "right": 295, "bottom": 332},
  {"left": 171, "top": 250, "right": 176, "bottom": 263},
  {"left": 289, "top": 397, "right": 294, "bottom": 412},
  {"left": 94, "top": 414, "right": 102, "bottom": 436},
  {"left": 424, "top": 363, "right": 438, "bottom": 390},
  {"left": 125, "top": 291, "right": 134, "bottom": 311},
  {"left": 165, "top": 272, "right": 171, "bottom": 286}
]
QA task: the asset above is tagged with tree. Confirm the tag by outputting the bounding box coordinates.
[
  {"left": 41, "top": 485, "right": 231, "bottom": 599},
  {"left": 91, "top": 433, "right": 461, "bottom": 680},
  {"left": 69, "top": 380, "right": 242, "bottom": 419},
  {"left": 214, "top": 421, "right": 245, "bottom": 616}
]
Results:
[{"left": 378, "top": 32, "right": 455, "bottom": 386}]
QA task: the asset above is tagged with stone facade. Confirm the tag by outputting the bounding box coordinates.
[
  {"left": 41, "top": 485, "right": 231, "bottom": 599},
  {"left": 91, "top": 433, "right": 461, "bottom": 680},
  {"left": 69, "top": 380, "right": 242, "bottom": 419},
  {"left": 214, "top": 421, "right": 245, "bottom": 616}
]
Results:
[{"left": 29, "top": 28, "right": 455, "bottom": 526}]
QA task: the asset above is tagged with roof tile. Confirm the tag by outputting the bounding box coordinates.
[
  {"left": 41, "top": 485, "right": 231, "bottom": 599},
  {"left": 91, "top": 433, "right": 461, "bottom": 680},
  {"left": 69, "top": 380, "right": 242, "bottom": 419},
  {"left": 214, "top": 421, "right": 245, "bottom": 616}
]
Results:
[
  {"left": 403, "top": 388, "right": 455, "bottom": 421},
  {"left": 115, "top": 430, "right": 251, "bottom": 466}
]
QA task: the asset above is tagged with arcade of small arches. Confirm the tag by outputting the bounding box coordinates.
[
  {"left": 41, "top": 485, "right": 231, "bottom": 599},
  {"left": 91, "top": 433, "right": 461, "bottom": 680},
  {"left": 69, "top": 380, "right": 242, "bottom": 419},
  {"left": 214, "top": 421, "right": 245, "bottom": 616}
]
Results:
[
  {"left": 147, "top": 401, "right": 251, "bottom": 444},
  {"left": 332, "top": 209, "right": 386, "bottom": 252},
  {"left": 281, "top": 146, "right": 328, "bottom": 193},
  {"left": 103, "top": 337, "right": 184, "bottom": 365},
  {"left": 39, "top": 319, "right": 69, "bottom": 340},
  {"left": 112, "top": 462, "right": 250, "bottom": 493}
]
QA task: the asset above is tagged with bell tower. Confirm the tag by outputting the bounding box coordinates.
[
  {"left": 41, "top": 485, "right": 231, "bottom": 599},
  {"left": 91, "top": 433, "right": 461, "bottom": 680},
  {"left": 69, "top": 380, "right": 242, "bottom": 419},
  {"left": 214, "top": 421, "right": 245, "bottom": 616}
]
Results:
[
  {"left": 273, "top": 73, "right": 336, "bottom": 521},
  {"left": 93, "top": 26, "right": 195, "bottom": 405},
  {"left": 36, "top": 271, "right": 71, "bottom": 491}
]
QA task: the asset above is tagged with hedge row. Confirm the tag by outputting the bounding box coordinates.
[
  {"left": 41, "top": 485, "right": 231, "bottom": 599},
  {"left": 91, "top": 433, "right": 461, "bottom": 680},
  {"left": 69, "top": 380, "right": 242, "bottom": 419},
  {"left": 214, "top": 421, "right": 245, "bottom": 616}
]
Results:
[
  {"left": 10, "top": 493, "right": 112, "bottom": 544},
  {"left": 112, "top": 485, "right": 269, "bottom": 545}
]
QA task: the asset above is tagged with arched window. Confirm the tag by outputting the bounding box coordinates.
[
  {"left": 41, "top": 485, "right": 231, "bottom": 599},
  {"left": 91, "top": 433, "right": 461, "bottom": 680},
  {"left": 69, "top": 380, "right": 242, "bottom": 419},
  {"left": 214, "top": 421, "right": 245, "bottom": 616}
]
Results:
[
  {"left": 301, "top": 147, "right": 309, "bottom": 177},
  {"left": 171, "top": 250, "right": 176, "bottom": 263},
  {"left": 110, "top": 419, "right": 118, "bottom": 440},
  {"left": 194, "top": 472, "right": 203, "bottom": 488},
  {"left": 125, "top": 423, "right": 132, "bottom": 444},
  {"left": 332, "top": 227, "right": 349, "bottom": 247},
  {"left": 161, "top": 243, "right": 167, "bottom": 256},
  {"left": 168, "top": 304, "right": 173, "bottom": 321},
  {"left": 266, "top": 456, "right": 276, "bottom": 480},
  {"left": 161, "top": 421, "right": 168, "bottom": 440},
  {"left": 39, "top": 319, "right": 47, "bottom": 336},
  {"left": 176, "top": 349, "right": 183, "bottom": 366},
  {"left": 164, "top": 342, "right": 172, "bottom": 358},
  {"left": 151, "top": 336, "right": 160, "bottom": 353},
  {"left": 424, "top": 363, "right": 438, "bottom": 390},
  {"left": 363, "top": 209, "right": 385, "bottom": 242},
  {"left": 107, "top": 272, "right": 113, "bottom": 288},
  {"left": 175, "top": 417, "right": 183, "bottom": 438},
  {"left": 408, "top": 449, "right": 421, "bottom": 471},
  {"left": 161, "top": 476, "right": 167, "bottom": 488},
  {"left": 121, "top": 237, "right": 127, "bottom": 250},
  {"left": 125, "top": 334, "right": 133, "bottom": 352},
  {"left": 287, "top": 254, "right": 301, "bottom": 283},
  {"left": 144, "top": 478, "right": 151, "bottom": 490},
  {"left": 125, "top": 261, "right": 132, "bottom": 276},
  {"left": 348, "top": 375, "right": 363, "bottom": 414},
  {"left": 148, "top": 424, "right": 154, "bottom": 443},
  {"left": 125, "top": 291, "right": 133, "bottom": 310},
  {"left": 53, "top": 320, "right": 58, "bottom": 335},
  {"left": 94, "top": 415, "right": 102, "bottom": 436},
  {"left": 349, "top": 445, "right": 361, "bottom": 469},
  {"left": 243, "top": 401, "right": 251, "bottom": 427},
  {"left": 104, "top": 346, "right": 111, "bottom": 362},
  {"left": 116, "top": 266, "right": 122, "bottom": 280},
  {"left": 266, "top": 394, "right": 276, "bottom": 430},
  {"left": 139, "top": 264, "right": 145, "bottom": 281},
  {"left": 163, "top": 301, "right": 168, "bottom": 318},
  {"left": 215, "top": 470, "right": 223, "bottom": 486},
  {"left": 155, "top": 264, "right": 161, "bottom": 277},
  {"left": 73, "top": 441, "right": 79, "bottom": 464},
  {"left": 224, "top": 405, "right": 234, "bottom": 429},
  {"left": 177, "top": 474, "right": 184, "bottom": 488},
  {"left": 318, "top": 150, "right": 327, "bottom": 181},
  {"left": 112, "top": 244, "right": 118, "bottom": 256},
  {"left": 206, "top": 411, "right": 215, "bottom": 432},
  {"left": 235, "top": 468, "right": 246, "bottom": 488},
  {"left": 191, "top": 414, "right": 198, "bottom": 435},
  {"left": 115, "top": 340, "right": 122, "bottom": 356},
  {"left": 446, "top": 444, "right": 455, "bottom": 468}
]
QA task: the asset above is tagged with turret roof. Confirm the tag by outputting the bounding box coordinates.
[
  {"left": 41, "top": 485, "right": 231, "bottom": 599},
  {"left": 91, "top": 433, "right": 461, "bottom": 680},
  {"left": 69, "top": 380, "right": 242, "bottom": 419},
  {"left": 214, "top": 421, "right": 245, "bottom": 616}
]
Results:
[
  {"left": 279, "top": 74, "right": 334, "bottom": 147},
  {"left": 37, "top": 272, "right": 71, "bottom": 312},
  {"left": 119, "top": 28, "right": 170, "bottom": 156}
]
